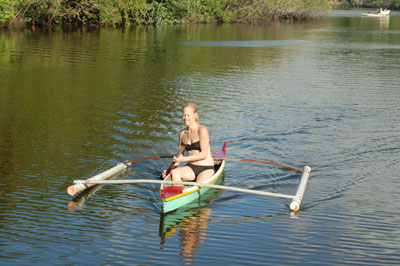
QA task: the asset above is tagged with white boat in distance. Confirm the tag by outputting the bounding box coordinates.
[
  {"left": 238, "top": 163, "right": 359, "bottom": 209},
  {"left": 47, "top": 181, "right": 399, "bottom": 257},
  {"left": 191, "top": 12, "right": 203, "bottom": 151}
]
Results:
[{"left": 362, "top": 8, "right": 390, "bottom": 17}]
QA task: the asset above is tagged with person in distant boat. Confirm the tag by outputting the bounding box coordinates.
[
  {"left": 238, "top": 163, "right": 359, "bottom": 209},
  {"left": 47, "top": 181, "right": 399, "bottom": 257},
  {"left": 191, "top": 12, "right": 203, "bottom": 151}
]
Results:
[{"left": 161, "top": 103, "right": 215, "bottom": 183}]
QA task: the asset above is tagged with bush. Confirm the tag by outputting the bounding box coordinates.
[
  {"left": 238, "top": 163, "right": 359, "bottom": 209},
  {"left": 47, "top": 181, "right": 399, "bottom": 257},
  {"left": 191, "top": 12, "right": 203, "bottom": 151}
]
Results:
[
  {"left": 0, "top": 0, "right": 15, "bottom": 24},
  {"left": 0, "top": 0, "right": 336, "bottom": 27}
]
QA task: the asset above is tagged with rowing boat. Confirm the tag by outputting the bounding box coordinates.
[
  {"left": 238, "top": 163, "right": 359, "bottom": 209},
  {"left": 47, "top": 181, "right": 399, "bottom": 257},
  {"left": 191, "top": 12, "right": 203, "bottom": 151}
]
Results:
[
  {"left": 160, "top": 143, "right": 226, "bottom": 213},
  {"left": 70, "top": 141, "right": 312, "bottom": 212}
]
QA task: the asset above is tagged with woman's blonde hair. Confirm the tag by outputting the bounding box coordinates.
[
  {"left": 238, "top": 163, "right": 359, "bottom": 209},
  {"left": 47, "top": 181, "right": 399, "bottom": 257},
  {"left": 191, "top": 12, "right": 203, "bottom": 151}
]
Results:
[{"left": 183, "top": 103, "right": 199, "bottom": 123}]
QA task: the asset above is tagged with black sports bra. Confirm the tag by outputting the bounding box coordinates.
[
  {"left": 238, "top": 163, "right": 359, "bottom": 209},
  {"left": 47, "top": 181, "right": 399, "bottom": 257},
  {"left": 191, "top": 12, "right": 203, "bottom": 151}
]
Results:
[{"left": 185, "top": 141, "right": 201, "bottom": 151}]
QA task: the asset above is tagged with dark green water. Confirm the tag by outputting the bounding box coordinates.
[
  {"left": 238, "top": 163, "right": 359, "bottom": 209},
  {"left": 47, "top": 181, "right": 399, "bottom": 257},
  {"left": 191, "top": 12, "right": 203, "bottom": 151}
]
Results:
[{"left": 1, "top": 10, "right": 400, "bottom": 265}]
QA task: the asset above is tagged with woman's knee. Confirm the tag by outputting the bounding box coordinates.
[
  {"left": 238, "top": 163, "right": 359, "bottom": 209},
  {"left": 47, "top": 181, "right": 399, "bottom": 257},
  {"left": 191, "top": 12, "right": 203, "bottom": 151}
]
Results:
[
  {"left": 170, "top": 169, "right": 181, "bottom": 181},
  {"left": 175, "top": 166, "right": 196, "bottom": 182},
  {"left": 196, "top": 169, "right": 215, "bottom": 183}
]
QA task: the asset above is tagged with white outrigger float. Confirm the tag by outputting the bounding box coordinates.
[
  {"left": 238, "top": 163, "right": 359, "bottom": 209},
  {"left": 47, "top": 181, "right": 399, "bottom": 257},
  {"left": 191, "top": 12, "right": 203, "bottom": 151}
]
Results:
[
  {"left": 68, "top": 143, "right": 312, "bottom": 213},
  {"left": 362, "top": 8, "right": 390, "bottom": 17}
]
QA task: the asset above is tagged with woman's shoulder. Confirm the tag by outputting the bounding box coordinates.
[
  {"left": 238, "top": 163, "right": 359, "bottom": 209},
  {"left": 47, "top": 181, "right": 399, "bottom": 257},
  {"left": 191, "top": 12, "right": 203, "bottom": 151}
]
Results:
[
  {"left": 198, "top": 124, "right": 209, "bottom": 135},
  {"left": 179, "top": 128, "right": 187, "bottom": 137}
]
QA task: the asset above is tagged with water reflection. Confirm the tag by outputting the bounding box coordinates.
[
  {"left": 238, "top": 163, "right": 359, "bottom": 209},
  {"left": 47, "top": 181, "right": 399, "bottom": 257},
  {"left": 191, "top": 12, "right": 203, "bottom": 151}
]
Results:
[
  {"left": 159, "top": 183, "right": 222, "bottom": 264},
  {"left": 1, "top": 13, "right": 400, "bottom": 266},
  {"left": 360, "top": 15, "right": 390, "bottom": 29},
  {"left": 378, "top": 16, "right": 390, "bottom": 29},
  {"left": 181, "top": 40, "right": 304, "bottom": 47},
  {"left": 68, "top": 184, "right": 103, "bottom": 211},
  {"left": 160, "top": 207, "right": 212, "bottom": 265}
]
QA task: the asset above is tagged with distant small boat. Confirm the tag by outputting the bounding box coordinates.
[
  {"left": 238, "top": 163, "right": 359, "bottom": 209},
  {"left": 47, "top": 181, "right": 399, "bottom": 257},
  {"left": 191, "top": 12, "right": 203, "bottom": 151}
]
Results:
[{"left": 361, "top": 9, "right": 390, "bottom": 17}]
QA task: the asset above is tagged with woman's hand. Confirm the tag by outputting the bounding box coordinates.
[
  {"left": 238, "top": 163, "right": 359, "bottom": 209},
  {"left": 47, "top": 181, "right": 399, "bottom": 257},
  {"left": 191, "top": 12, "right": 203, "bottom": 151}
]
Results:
[
  {"left": 161, "top": 170, "right": 167, "bottom": 179},
  {"left": 173, "top": 154, "right": 184, "bottom": 164}
]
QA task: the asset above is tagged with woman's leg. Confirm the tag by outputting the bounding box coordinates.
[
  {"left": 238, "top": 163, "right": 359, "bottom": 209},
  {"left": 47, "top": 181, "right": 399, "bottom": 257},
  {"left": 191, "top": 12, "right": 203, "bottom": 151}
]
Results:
[
  {"left": 171, "top": 166, "right": 196, "bottom": 182},
  {"left": 196, "top": 169, "right": 215, "bottom": 183}
]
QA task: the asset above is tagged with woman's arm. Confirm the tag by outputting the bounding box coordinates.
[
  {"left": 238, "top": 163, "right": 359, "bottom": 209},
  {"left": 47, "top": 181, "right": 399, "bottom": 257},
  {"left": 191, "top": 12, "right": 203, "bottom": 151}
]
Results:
[
  {"left": 178, "top": 130, "right": 187, "bottom": 154},
  {"left": 161, "top": 132, "right": 187, "bottom": 178}
]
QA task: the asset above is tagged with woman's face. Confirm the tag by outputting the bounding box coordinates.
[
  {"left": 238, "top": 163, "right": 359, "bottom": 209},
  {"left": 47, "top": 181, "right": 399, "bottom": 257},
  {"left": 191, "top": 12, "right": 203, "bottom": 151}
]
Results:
[{"left": 182, "top": 107, "right": 197, "bottom": 126}]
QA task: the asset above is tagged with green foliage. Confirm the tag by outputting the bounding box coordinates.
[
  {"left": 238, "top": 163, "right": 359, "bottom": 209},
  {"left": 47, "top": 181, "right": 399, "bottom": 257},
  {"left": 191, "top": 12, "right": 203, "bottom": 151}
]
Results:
[
  {"left": 1, "top": 0, "right": 337, "bottom": 27},
  {"left": 0, "top": 0, "right": 15, "bottom": 24},
  {"left": 335, "top": 0, "right": 400, "bottom": 8}
]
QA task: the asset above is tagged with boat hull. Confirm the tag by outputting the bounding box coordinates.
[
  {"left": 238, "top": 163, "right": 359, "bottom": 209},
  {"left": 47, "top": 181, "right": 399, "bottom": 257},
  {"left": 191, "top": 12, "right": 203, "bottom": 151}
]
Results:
[{"left": 161, "top": 159, "right": 225, "bottom": 213}]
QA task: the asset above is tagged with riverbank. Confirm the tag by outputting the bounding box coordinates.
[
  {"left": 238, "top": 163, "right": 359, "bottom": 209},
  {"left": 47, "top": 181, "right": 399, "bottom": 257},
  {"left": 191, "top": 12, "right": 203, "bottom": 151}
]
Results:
[
  {"left": 330, "top": 0, "right": 400, "bottom": 9},
  {"left": 0, "top": 0, "right": 331, "bottom": 28}
]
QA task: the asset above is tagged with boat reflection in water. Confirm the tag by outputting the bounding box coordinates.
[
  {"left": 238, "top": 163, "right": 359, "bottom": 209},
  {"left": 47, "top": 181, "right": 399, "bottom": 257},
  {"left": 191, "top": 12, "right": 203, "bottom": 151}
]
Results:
[
  {"left": 159, "top": 177, "right": 223, "bottom": 265},
  {"left": 68, "top": 183, "right": 104, "bottom": 211}
]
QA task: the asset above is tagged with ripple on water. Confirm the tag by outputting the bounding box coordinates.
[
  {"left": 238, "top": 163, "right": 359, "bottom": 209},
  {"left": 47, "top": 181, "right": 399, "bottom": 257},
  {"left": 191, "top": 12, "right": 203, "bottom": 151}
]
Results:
[
  {"left": 1, "top": 18, "right": 400, "bottom": 266},
  {"left": 181, "top": 40, "right": 305, "bottom": 47}
]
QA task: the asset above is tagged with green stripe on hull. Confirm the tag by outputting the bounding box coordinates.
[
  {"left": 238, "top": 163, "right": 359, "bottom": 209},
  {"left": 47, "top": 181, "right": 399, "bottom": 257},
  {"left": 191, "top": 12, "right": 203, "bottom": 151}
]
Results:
[{"left": 163, "top": 187, "right": 211, "bottom": 213}]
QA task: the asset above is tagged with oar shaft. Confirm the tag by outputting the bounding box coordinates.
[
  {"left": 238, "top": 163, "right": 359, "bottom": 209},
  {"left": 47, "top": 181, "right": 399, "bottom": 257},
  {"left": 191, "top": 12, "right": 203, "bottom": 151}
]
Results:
[
  {"left": 123, "top": 154, "right": 301, "bottom": 173},
  {"left": 74, "top": 179, "right": 295, "bottom": 200},
  {"left": 218, "top": 158, "right": 303, "bottom": 172},
  {"left": 124, "top": 155, "right": 173, "bottom": 164}
]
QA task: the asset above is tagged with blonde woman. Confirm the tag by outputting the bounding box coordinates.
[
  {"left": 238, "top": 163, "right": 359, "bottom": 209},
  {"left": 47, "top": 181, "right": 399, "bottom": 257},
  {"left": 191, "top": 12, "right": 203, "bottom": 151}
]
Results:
[{"left": 162, "top": 103, "right": 215, "bottom": 183}]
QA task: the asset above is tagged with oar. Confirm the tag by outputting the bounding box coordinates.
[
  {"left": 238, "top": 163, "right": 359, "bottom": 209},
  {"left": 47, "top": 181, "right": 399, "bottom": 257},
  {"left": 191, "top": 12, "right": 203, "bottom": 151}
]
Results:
[
  {"left": 162, "top": 144, "right": 187, "bottom": 178},
  {"left": 124, "top": 155, "right": 173, "bottom": 165},
  {"left": 214, "top": 158, "right": 303, "bottom": 173},
  {"left": 125, "top": 156, "right": 301, "bottom": 172}
]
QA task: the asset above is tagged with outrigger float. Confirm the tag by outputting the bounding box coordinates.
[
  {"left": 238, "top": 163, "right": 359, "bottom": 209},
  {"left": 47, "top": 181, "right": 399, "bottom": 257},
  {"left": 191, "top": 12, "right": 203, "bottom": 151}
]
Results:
[{"left": 67, "top": 143, "right": 311, "bottom": 213}]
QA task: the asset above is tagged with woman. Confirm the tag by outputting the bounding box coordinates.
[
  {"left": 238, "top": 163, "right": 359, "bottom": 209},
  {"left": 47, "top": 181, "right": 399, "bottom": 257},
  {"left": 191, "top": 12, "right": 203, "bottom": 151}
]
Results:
[{"left": 162, "top": 103, "right": 215, "bottom": 183}]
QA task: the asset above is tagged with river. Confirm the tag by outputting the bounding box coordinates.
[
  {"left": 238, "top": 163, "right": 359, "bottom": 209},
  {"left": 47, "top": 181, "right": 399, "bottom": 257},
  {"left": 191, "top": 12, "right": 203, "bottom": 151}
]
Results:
[{"left": 1, "top": 9, "right": 400, "bottom": 265}]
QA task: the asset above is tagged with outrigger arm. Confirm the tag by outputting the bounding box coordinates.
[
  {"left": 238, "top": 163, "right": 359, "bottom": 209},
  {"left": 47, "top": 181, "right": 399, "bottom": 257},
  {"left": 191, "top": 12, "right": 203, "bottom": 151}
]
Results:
[{"left": 70, "top": 165, "right": 312, "bottom": 212}]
